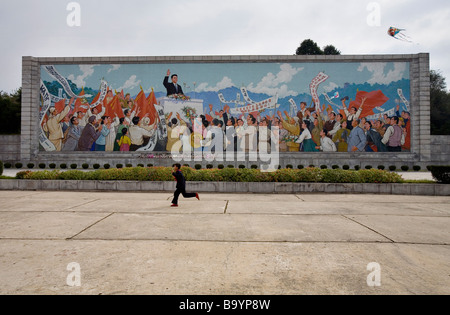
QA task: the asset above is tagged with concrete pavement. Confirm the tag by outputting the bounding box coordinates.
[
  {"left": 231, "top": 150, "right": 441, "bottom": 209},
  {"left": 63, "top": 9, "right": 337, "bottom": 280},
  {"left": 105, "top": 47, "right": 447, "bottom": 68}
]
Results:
[{"left": 0, "top": 190, "right": 449, "bottom": 295}]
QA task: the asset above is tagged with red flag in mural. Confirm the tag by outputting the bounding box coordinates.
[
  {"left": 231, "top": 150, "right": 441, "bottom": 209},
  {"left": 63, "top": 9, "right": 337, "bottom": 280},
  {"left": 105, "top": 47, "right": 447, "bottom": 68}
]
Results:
[
  {"left": 89, "top": 91, "right": 100, "bottom": 112},
  {"left": 100, "top": 88, "right": 115, "bottom": 114},
  {"left": 132, "top": 88, "right": 146, "bottom": 116},
  {"left": 73, "top": 89, "right": 89, "bottom": 114},
  {"left": 132, "top": 87, "right": 157, "bottom": 123},
  {"left": 104, "top": 94, "right": 125, "bottom": 119},
  {"left": 349, "top": 90, "right": 389, "bottom": 118},
  {"left": 113, "top": 95, "right": 125, "bottom": 119},
  {"left": 103, "top": 95, "right": 114, "bottom": 118},
  {"left": 54, "top": 99, "right": 66, "bottom": 113},
  {"left": 145, "top": 88, "right": 158, "bottom": 124},
  {"left": 204, "top": 114, "right": 213, "bottom": 122}
]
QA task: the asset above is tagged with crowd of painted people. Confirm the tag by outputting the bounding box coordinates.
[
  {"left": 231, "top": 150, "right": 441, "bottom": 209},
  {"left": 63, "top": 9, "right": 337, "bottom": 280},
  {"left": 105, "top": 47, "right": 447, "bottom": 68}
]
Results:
[
  {"left": 163, "top": 72, "right": 411, "bottom": 154},
  {"left": 41, "top": 70, "right": 411, "bottom": 154},
  {"left": 166, "top": 99, "right": 411, "bottom": 154},
  {"left": 41, "top": 98, "right": 157, "bottom": 152},
  {"left": 41, "top": 96, "right": 411, "bottom": 154}
]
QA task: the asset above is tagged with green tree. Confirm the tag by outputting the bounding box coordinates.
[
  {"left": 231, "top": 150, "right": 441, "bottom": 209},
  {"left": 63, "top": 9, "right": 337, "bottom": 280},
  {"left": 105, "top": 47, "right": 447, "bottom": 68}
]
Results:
[
  {"left": 430, "top": 70, "right": 450, "bottom": 135},
  {"left": 431, "top": 70, "right": 446, "bottom": 92},
  {"left": 0, "top": 88, "right": 21, "bottom": 134},
  {"left": 323, "top": 45, "right": 341, "bottom": 55},
  {"left": 295, "top": 39, "right": 323, "bottom": 55},
  {"left": 295, "top": 39, "right": 341, "bottom": 56}
]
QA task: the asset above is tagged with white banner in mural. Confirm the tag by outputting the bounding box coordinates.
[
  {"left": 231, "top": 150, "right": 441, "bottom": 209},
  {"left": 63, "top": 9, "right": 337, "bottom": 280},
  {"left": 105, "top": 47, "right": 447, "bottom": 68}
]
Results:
[
  {"left": 49, "top": 94, "right": 70, "bottom": 105},
  {"left": 309, "top": 72, "right": 329, "bottom": 112},
  {"left": 154, "top": 104, "right": 168, "bottom": 139},
  {"left": 289, "top": 98, "right": 298, "bottom": 117},
  {"left": 398, "top": 89, "right": 410, "bottom": 110},
  {"left": 89, "top": 79, "right": 108, "bottom": 109},
  {"left": 323, "top": 93, "right": 340, "bottom": 107},
  {"left": 365, "top": 107, "right": 397, "bottom": 120},
  {"left": 240, "top": 87, "right": 255, "bottom": 104},
  {"left": 230, "top": 95, "right": 279, "bottom": 115},
  {"left": 43, "top": 65, "right": 92, "bottom": 99},
  {"left": 218, "top": 92, "right": 246, "bottom": 106}
]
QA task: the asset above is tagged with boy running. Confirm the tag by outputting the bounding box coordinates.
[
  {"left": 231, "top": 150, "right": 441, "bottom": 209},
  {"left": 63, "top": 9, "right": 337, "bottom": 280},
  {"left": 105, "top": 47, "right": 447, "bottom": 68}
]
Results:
[{"left": 171, "top": 164, "right": 200, "bottom": 207}]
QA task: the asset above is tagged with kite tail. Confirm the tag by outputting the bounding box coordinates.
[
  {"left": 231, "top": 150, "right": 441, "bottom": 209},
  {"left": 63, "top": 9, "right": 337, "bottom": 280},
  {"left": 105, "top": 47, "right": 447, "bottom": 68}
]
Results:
[{"left": 398, "top": 34, "right": 413, "bottom": 43}]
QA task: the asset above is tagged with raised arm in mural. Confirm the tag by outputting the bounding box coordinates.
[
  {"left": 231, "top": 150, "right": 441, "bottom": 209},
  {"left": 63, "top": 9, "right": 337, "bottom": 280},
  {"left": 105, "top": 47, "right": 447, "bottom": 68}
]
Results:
[
  {"left": 342, "top": 97, "right": 366, "bottom": 129},
  {"left": 42, "top": 100, "right": 72, "bottom": 151}
]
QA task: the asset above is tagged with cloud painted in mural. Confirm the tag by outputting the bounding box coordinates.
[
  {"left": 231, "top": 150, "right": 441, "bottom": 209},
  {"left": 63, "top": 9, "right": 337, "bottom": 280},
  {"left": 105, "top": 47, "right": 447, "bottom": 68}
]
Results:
[
  {"left": 41, "top": 62, "right": 409, "bottom": 103},
  {"left": 245, "top": 64, "right": 304, "bottom": 97}
]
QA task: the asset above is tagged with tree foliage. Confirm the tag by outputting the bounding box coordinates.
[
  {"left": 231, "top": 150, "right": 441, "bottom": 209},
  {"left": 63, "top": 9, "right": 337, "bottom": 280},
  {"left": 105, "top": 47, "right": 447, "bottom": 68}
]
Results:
[
  {"left": 430, "top": 70, "right": 450, "bottom": 135},
  {"left": 295, "top": 39, "right": 341, "bottom": 55},
  {"left": 323, "top": 45, "right": 341, "bottom": 55},
  {"left": 0, "top": 88, "right": 21, "bottom": 134}
]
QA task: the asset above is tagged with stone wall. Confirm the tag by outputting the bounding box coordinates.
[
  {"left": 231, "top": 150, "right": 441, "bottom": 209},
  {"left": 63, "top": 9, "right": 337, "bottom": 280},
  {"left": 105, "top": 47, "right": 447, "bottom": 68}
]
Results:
[
  {"left": 0, "top": 135, "right": 20, "bottom": 162},
  {"left": 14, "top": 53, "right": 446, "bottom": 169},
  {"left": 430, "top": 136, "right": 450, "bottom": 164},
  {"left": 1, "top": 179, "right": 449, "bottom": 196}
]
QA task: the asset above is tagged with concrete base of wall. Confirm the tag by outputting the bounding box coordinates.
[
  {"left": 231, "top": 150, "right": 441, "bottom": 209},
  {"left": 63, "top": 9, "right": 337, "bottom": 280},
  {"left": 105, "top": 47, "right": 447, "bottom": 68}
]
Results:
[
  {"left": 1, "top": 180, "right": 448, "bottom": 196},
  {"left": 2, "top": 134, "right": 449, "bottom": 169},
  {"left": 3, "top": 151, "right": 449, "bottom": 172}
]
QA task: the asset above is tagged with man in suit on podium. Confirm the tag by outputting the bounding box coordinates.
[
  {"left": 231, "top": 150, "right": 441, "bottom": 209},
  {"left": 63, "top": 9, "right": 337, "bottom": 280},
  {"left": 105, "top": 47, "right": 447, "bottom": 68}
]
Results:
[{"left": 163, "top": 69, "right": 184, "bottom": 97}]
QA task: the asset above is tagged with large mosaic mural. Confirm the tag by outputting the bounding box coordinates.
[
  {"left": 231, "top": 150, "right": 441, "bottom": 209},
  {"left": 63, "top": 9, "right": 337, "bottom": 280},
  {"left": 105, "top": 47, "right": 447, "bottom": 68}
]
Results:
[{"left": 39, "top": 61, "right": 411, "bottom": 155}]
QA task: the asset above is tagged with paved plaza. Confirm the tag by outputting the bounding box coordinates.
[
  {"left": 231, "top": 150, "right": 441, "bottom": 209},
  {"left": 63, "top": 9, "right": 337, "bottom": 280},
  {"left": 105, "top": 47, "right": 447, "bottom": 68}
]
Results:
[{"left": 0, "top": 190, "right": 449, "bottom": 295}]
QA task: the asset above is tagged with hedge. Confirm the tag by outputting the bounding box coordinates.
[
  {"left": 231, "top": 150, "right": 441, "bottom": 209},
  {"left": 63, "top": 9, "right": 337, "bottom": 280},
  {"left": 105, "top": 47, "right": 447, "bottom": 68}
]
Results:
[
  {"left": 15, "top": 166, "right": 404, "bottom": 184},
  {"left": 429, "top": 165, "right": 450, "bottom": 184}
]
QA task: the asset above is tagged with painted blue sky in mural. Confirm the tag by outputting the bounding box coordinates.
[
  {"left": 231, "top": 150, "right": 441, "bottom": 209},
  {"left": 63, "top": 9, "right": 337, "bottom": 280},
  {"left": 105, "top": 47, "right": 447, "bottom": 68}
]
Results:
[{"left": 41, "top": 61, "right": 410, "bottom": 115}]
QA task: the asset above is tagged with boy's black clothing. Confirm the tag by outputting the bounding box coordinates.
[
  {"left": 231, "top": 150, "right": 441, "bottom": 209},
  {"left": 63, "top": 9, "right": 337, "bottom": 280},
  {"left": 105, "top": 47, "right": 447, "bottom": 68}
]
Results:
[
  {"left": 171, "top": 170, "right": 196, "bottom": 205},
  {"left": 173, "top": 170, "right": 186, "bottom": 189}
]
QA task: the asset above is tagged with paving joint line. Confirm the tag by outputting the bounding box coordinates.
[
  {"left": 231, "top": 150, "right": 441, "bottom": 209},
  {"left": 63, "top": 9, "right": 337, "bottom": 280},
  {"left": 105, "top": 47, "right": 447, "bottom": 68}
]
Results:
[
  {"left": 223, "top": 200, "right": 229, "bottom": 214},
  {"left": 1, "top": 238, "right": 448, "bottom": 246},
  {"left": 62, "top": 238, "right": 450, "bottom": 246},
  {"left": 66, "top": 212, "right": 115, "bottom": 240},
  {"left": 342, "top": 215, "right": 395, "bottom": 243},
  {"left": 63, "top": 199, "right": 101, "bottom": 211}
]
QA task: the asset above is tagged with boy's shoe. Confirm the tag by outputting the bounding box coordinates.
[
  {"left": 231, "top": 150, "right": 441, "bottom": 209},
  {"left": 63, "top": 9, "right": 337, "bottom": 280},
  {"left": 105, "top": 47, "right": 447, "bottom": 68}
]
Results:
[
  {"left": 196, "top": 193, "right": 200, "bottom": 200},
  {"left": 171, "top": 204, "right": 178, "bottom": 207}
]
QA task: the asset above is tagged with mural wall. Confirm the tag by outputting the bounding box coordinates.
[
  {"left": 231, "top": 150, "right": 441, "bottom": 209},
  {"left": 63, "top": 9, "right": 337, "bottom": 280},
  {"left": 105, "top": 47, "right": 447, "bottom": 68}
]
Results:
[{"left": 39, "top": 61, "right": 411, "bottom": 155}]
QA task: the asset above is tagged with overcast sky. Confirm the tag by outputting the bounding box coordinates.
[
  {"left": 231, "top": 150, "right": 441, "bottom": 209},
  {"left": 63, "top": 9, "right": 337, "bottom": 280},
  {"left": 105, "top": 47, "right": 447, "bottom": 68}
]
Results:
[{"left": 1, "top": 0, "right": 449, "bottom": 93}]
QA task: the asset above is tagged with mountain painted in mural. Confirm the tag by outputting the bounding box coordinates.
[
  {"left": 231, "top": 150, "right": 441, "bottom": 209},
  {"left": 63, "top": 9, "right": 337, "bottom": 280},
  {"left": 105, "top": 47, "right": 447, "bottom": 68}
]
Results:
[
  {"left": 43, "top": 78, "right": 411, "bottom": 117},
  {"left": 201, "top": 79, "right": 411, "bottom": 114}
]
